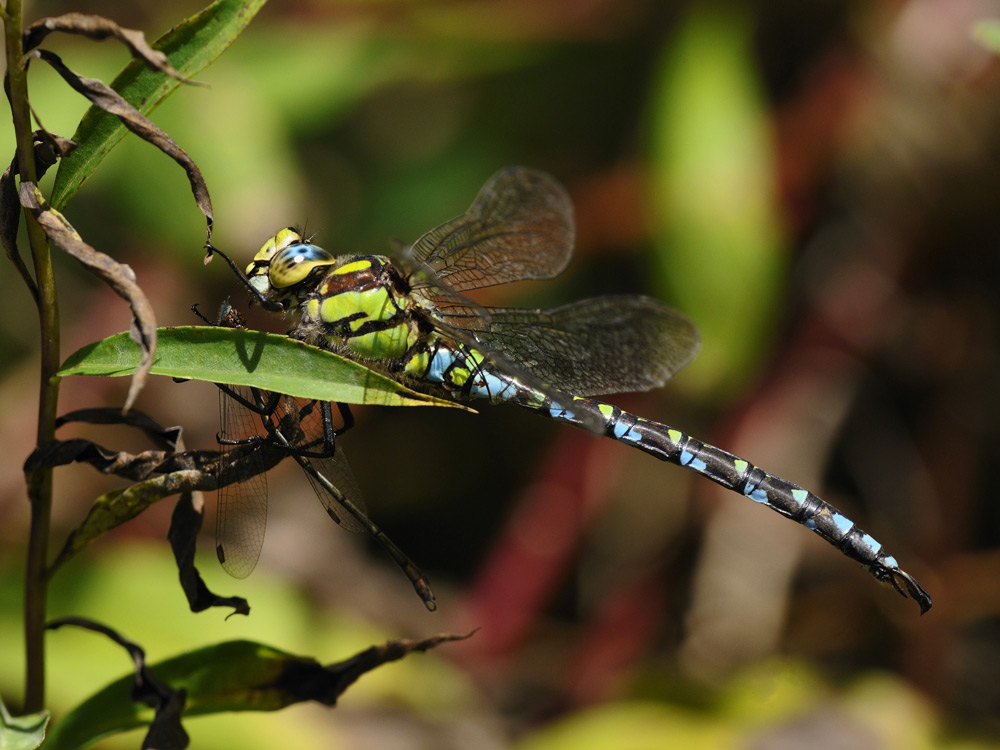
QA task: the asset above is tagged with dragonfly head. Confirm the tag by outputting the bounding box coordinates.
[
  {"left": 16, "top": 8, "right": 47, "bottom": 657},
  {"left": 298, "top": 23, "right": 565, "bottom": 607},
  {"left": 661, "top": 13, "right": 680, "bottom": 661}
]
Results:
[{"left": 247, "top": 228, "right": 336, "bottom": 304}]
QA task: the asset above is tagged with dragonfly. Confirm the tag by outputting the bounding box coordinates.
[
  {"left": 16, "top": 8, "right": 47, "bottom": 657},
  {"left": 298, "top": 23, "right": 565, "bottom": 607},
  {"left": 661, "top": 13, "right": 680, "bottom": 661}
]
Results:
[
  {"left": 203, "top": 301, "right": 437, "bottom": 610},
  {"left": 209, "top": 166, "right": 932, "bottom": 613}
]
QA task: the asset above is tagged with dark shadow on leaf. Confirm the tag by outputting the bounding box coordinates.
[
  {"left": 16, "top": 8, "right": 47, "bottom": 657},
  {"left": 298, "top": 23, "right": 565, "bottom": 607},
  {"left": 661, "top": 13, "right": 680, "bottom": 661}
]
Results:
[{"left": 232, "top": 328, "right": 269, "bottom": 372}]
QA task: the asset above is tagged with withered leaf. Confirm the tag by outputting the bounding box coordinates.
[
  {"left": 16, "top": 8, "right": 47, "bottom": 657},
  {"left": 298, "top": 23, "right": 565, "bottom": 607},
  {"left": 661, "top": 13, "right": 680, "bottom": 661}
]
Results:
[
  {"left": 23, "top": 13, "right": 195, "bottom": 85},
  {"left": 26, "top": 48, "right": 213, "bottom": 235},
  {"left": 47, "top": 617, "right": 190, "bottom": 750},
  {"left": 19, "top": 180, "right": 156, "bottom": 410},
  {"left": 56, "top": 407, "right": 183, "bottom": 451},
  {"left": 169, "top": 492, "right": 250, "bottom": 617},
  {"left": 1, "top": 133, "right": 77, "bottom": 303}
]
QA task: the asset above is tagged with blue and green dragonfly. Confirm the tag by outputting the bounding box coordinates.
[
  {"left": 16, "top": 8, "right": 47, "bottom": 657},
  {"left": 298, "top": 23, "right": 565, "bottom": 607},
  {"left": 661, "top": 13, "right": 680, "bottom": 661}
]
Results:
[{"left": 210, "top": 166, "right": 932, "bottom": 613}]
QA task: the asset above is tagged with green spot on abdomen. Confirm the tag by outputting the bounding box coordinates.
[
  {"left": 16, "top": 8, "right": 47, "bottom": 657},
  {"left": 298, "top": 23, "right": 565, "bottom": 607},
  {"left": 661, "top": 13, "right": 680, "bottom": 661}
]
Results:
[
  {"left": 403, "top": 349, "right": 429, "bottom": 378},
  {"left": 449, "top": 366, "right": 471, "bottom": 386}
]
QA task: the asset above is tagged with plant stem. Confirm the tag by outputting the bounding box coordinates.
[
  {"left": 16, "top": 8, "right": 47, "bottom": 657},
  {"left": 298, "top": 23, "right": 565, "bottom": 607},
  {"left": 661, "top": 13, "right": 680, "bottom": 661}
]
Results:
[{"left": 5, "top": 0, "right": 62, "bottom": 713}]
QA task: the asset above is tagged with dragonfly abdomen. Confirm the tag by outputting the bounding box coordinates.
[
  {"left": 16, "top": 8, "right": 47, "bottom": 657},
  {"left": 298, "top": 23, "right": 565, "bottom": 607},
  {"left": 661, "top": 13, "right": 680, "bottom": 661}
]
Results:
[{"left": 544, "top": 396, "right": 933, "bottom": 613}]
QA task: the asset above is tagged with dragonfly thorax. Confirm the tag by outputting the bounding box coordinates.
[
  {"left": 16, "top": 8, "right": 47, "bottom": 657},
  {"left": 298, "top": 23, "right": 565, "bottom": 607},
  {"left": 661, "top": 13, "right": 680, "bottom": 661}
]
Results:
[{"left": 299, "top": 254, "right": 422, "bottom": 361}]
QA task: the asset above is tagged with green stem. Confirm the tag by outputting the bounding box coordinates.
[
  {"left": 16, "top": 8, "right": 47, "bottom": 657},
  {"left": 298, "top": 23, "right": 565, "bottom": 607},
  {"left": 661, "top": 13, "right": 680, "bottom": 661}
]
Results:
[{"left": 5, "top": 0, "right": 61, "bottom": 713}]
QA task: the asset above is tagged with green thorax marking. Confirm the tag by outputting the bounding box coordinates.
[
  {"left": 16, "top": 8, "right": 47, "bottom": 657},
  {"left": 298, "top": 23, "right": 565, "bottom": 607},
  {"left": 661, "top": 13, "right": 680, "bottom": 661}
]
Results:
[{"left": 302, "top": 255, "right": 424, "bottom": 361}]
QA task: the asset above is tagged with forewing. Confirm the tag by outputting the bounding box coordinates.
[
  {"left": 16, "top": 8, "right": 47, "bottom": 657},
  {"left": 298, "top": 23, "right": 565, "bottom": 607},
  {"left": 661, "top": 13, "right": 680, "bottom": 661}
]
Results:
[{"left": 407, "top": 166, "right": 575, "bottom": 293}]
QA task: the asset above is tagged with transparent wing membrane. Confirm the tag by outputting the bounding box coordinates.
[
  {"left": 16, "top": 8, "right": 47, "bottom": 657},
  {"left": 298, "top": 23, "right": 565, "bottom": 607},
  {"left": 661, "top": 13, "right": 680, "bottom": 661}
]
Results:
[
  {"left": 215, "top": 386, "right": 268, "bottom": 578},
  {"left": 407, "top": 167, "right": 575, "bottom": 292},
  {"left": 460, "top": 296, "right": 700, "bottom": 397}
]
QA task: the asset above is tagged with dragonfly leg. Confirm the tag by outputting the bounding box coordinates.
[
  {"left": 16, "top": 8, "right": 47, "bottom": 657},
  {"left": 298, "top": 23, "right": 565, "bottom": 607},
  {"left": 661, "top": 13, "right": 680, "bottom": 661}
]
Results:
[
  {"left": 289, "top": 400, "right": 353, "bottom": 456},
  {"left": 335, "top": 402, "right": 355, "bottom": 435},
  {"left": 217, "top": 432, "right": 265, "bottom": 447},
  {"left": 285, "top": 401, "right": 338, "bottom": 459},
  {"left": 190, "top": 302, "right": 213, "bottom": 325},
  {"left": 216, "top": 383, "right": 282, "bottom": 416},
  {"left": 276, "top": 400, "right": 339, "bottom": 459}
]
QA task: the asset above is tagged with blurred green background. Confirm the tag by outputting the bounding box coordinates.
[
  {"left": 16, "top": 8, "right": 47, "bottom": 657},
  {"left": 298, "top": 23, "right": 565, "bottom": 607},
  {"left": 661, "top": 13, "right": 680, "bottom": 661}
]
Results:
[{"left": 2, "top": 0, "right": 999, "bottom": 748}]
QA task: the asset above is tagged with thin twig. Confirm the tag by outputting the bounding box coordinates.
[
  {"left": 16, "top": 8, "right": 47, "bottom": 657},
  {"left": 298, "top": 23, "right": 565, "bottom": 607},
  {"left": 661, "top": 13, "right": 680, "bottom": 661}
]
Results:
[{"left": 5, "top": 0, "right": 62, "bottom": 712}]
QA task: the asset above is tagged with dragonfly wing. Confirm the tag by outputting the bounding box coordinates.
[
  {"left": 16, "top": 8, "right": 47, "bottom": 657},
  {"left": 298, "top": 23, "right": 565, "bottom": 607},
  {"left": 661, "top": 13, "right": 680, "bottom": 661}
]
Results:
[
  {"left": 295, "top": 444, "right": 438, "bottom": 611},
  {"left": 216, "top": 387, "right": 268, "bottom": 578},
  {"left": 457, "top": 296, "right": 701, "bottom": 396},
  {"left": 298, "top": 449, "right": 368, "bottom": 534},
  {"left": 406, "top": 166, "right": 575, "bottom": 293},
  {"left": 268, "top": 395, "right": 370, "bottom": 535}
]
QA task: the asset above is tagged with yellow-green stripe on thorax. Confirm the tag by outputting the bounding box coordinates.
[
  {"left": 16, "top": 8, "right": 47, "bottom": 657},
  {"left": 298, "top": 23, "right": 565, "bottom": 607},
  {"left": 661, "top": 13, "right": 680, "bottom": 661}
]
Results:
[{"left": 303, "top": 256, "right": 423, "bottom": 362}]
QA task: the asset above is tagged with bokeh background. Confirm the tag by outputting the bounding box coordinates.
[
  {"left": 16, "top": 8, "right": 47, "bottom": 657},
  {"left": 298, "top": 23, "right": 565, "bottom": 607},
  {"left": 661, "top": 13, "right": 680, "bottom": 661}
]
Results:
[{"left": 2, "top": 0, "right": 999, "bottom": 748}]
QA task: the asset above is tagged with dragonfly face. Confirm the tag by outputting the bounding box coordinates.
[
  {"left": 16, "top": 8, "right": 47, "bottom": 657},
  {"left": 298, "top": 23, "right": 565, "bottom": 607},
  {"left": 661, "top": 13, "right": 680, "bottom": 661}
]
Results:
[{"left": 246, "top": 227, "right": 337, "bottom": 305}]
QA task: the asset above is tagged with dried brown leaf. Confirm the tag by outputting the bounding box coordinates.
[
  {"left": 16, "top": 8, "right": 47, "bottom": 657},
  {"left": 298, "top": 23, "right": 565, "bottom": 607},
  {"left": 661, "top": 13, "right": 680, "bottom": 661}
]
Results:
[
  {"left": 23, "top": 13, "right": 196, "bottom": 85},
  {"left": 26, "top": 49, "right": 213, "bottom": 235},
  {"left": 1, "top": 133, "right": 77, "bottom": 304},
  {"left": 19, "top": 180, "right": 156, "bottom": 410}
]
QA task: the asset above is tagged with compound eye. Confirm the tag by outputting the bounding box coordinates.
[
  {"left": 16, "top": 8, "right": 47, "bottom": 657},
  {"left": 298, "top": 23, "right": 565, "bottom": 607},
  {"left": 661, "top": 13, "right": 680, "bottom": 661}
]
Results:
[
  {"left": 268, "top": 243, "right": 335, "bottom": 288},
  {"left": 246, "top": 227, "right": 303, "bottom": 276}
]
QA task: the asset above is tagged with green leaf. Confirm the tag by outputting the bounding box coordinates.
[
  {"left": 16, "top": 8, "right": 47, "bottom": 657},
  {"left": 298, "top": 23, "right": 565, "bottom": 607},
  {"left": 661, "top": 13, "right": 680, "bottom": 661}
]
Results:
[
  {"left": 51, "top": 0, "right": 268, "bottom": 211},
  {"left": 646, "top": 5, "right": 784, "bottom": 397},
  {"left": 57, "top": 327, "right": 465, "bottom": 409},
  {"left": 45, "top": 636, "right": 469, "bottom": 750},
  {"left": 0, "top": 695, "right": 49, "bottom": 750},
  {"left": 43, "top": 641, "right": 309, "bottom": 750}
]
